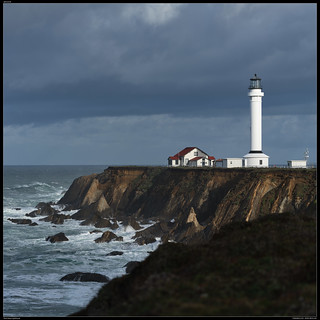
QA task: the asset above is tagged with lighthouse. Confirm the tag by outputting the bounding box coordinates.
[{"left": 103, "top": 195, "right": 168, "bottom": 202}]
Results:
[{"left": 243, "top": 74, "right": 269, "bottom": 167}]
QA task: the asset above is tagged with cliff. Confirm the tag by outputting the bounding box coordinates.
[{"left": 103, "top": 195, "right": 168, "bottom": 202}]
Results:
[
  {"left": 58, "top": 166, "right": 316, "bottom": 244},
  {"left": 59, "top": 166, "right": 316, "bottom": 316}
]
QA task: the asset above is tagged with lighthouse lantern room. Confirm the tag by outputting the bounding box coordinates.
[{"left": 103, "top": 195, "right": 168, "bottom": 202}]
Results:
[{"left": 243, "top": 74, "right": 269, "bottom": 167}]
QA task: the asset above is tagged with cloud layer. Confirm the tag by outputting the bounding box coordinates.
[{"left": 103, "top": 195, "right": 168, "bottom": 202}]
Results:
[
  {"left": 3, "top": 4, "right": 316, "bottom": 165},
  {"left": 4, "top": 3, "right": 316, "bottom": 125}
]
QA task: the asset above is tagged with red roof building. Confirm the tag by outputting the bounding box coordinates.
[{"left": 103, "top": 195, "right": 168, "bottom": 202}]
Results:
[{"left": 168, "top": 147, "right": 215, "bottom": 167}]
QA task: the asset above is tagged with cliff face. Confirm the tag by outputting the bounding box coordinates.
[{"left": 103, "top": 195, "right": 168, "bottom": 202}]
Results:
[{"left": 58, "top": 166, "right": 316, "bottom": 243}]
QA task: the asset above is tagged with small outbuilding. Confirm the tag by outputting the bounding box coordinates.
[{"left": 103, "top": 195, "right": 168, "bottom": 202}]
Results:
[
  {"left": 221, "top": 158, "right": 243, "bottom": 168},
  {"left": 287, "top": 160, "right": 307, "bottom": 168},
  {"left": 215, "top": 158, "right": 244, "bottom": 168},
  {"left": 216, "top": 158, "right": 243, "bottom": 168}
]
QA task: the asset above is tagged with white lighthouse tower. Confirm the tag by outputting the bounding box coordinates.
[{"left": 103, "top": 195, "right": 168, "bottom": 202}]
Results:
[{"left": 243, "top": 74, "right": 269, "bottom": 167}]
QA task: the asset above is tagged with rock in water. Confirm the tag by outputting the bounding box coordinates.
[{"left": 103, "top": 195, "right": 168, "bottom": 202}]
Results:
[
  {"left": 94, "top": 231, "right": 123, "bottom": 243},
  {"left": 26, "top": 202, "right": 58, "bottom": 217},
  {"left": 94, "top": 218, "right": 118, "bottom": 229},
  {"left": 40, "top": 213, "right": 70, "bottom": 225},
  {"left": 133, "top": 221, "right": 171, "bottom": 240},
  {"left": 106, "top": 251, "right": 124, "bottom": 256},
  {"left": 110, "top": 221, "right": 119, "bottom": 230},
  {"left": 36, "top": 202, "right": 59, "bottom": 215},
  {"left": 122, "top": 216, "right": 143, "bottom": 230},
  {"left": 8, "top": 218, "right": 32, "bottom": 225},
  {"left": 25, "top": 210, "right": 39, "bottom": 217},
  {"left": 80, "top": 214, "right": 119, "bottom": 229},
  {"left": 46, "top": 232, "right": 69, "bottom": 243},
  {"left": 134, "top": 236, "right": 157, "bottom": 245},
  {"left": 123, "top": 261, "right": 140, "bottom": 273},
  {"left": 90, "top": 229, "right": 103, "bottom": 234},
  {"left": 60, "top": 272, "right": 109, "bottom": 283}
]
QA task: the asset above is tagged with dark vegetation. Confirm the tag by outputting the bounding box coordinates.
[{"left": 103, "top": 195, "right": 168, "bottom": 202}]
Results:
[{"left": 72, "top": 211, "right": 316, "bottom": 316}]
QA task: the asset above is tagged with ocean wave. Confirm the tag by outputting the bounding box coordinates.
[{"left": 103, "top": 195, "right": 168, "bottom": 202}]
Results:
[{"left": 7, "top": 182, "right": 53, "bottom": 190}]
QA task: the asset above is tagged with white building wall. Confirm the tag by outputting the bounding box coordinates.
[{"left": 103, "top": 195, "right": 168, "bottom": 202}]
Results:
[
  {"left": 250, "top": 96, "right": 262, "bottom": 151},
  {"left": 168, "top": 158, "right": 180, "bottom": 167},
  {"left": 243, "top": 153, "right": 269, "bottom": 168},
  {"left": 184, "top": 149, "right": 207, "bottom": 164},
  {"left": 249, "top": 89, "right": 264, "bottom": 152},
  {"left": 195, "top": 148, "right": 208, "bottom": 158},
  {"left": 222, "top": 158, "right": 243, "bottom": 168},
  {"left": 182, "top": 148, "right": 207, "bottom": 166},
  {"left": 189, "top": 157, "right": 210, "bottom": 167},
  {"left": 287, "top": 160, "right": 307, "bottom": 168},
  {"left": 200, "top": 158, "right": 210, "bottom": 167}
]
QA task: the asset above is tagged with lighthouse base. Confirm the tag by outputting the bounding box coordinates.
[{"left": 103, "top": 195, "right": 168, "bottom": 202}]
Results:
[{"left": 243, "top": 152, "right": 269, "bottom": 168}]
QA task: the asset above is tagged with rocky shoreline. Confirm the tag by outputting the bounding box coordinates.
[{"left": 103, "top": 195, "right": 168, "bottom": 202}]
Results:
[
  {"left": 7, "top": 198, "right": 160, "bottom": 284},
  {"left": 9, "top": 166, "right": 315, "bottom": 245},
  {"left": 8, "top": 200, "right": 154, "bottom": 245},
  {"left": 7, "top": 166, "right": 316, "bottom": 314}
]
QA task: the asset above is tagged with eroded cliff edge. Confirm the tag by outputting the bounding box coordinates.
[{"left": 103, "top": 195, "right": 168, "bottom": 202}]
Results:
[{"left": 58, "top": 166, "right": 316, "bottom": 244}]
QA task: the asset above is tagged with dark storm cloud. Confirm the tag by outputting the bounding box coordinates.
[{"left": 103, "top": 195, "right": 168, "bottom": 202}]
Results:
[{"left": 4, "top": 3, "right": 316, "bottom": 126}]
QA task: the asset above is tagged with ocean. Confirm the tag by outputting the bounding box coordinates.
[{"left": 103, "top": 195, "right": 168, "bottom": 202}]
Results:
[{"left": 3, "top": 165, "right": 160, "bottom": 317}]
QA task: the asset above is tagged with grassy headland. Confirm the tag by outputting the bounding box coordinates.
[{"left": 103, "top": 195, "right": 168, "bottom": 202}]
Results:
[{"left": 72, "top": 211, "right": 316, "bottom": 316}]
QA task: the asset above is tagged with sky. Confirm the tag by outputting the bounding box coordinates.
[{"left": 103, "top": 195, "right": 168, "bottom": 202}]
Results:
[{"left": 3, "top": 3, "right": 317, "bottom": 165}]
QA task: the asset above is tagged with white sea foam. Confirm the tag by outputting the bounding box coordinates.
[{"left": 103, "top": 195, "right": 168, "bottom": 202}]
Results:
[{"left": 9, "top": 181, "right": 53, "bottom": 190}]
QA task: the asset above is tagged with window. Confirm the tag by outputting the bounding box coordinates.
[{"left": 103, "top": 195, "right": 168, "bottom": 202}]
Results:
[
  {"left": 175, "top": 160, "right": 179, "bottom": 165},
  {"left": 194, "top": 151, "right": 198, "bottom": 156},
  {"left": 230, "top": 161, "right": 233, "bottom": 164},
  {"left": 249, "top": 79, "right": 262, "bottom": 89},
  {"left": 259, "top": 160, "right": 263, "bottom": 165}
]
